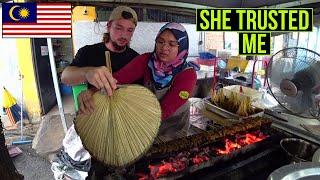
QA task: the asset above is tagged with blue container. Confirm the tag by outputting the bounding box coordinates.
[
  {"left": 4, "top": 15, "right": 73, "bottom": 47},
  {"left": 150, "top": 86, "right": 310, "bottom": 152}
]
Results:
[
  {"left": 199, "top": 52, "right": 215, "bottom": 59},
  {"left": 60, "top": 83, "right": 72, "bottom": 96}
]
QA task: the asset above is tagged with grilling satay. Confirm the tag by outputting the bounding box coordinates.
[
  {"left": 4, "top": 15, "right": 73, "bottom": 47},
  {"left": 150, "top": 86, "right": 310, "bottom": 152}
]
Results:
[{"left": 147, "top": 118, "right": 272, "bottom": 156}]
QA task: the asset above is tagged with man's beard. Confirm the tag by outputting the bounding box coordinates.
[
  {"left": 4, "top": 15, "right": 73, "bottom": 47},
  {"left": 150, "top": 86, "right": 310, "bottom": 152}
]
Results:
[{"left": 111, "top": 40, "right": 126, "bottom": 51}]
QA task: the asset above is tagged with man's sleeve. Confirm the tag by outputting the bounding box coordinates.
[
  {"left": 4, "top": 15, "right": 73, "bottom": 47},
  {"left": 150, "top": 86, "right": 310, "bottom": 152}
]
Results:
[
  {"left": 160, "top": 69, "right": 197, "bottom": 120},
  {"left": 69, "top": 46, "right": 88, "bottom": 67},
  {"left": 113, "top": 53, "right": 149, "bottom": 84}
]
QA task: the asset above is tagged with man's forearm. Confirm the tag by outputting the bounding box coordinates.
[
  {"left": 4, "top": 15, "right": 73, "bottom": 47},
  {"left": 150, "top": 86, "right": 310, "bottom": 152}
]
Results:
[{"left": 61, "top": 66, "right": 91, "bottom": 85}]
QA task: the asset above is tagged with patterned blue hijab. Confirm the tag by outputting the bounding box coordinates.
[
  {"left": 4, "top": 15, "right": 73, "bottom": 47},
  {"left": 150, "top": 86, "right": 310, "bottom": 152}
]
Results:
[{"left": 148, "top": 22, "right": 199, "bottom": 89}]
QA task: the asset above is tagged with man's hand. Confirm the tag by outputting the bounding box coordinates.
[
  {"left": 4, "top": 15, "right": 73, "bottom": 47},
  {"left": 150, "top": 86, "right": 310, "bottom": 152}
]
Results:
[
  {"left": 78, "top": 89, "right": 96, "bottom": 115},
  {"left": 85, "top": 66, "right": 117, "bottom": 96}
]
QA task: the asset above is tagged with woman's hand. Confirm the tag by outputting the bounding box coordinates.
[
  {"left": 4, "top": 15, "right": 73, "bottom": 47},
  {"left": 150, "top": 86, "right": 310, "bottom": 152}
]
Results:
[
  {"left": 78, "top": 89, "right": 96, "bottom": 115},
  {"left": 85, "top": 66, "right": 117, "bottom": 96}
]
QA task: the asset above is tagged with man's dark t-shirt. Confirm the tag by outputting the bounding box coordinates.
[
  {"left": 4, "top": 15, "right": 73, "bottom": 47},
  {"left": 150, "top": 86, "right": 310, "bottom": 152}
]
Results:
[
  {"left": 71, "top": 42, "right": 139, "bottom": 72},
  {"left": 70, "top": 42, "right": 139, "bottom": 87}
]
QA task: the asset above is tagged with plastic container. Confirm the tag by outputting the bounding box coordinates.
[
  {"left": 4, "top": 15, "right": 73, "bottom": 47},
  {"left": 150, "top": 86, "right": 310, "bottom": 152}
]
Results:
[
  {"left": 72, "top": 84, "right": 88, "bottom": 112},
  {"left": 226, "top": 57, "right": 248, "bottom": 73},
  {"left": 195, "top": 58, "right": 216, "bottom": 66},
  {"left": 199, "top": 52, "right": 215, "bottom": 59},
  {"left": 59, "top": 83, "right": 72, "bottom": 96}
]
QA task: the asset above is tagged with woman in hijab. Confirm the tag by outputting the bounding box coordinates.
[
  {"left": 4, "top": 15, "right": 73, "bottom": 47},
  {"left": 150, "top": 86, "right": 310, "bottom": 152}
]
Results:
[{"left": 79, "top": 22, "right": 199, "bottom": 138}]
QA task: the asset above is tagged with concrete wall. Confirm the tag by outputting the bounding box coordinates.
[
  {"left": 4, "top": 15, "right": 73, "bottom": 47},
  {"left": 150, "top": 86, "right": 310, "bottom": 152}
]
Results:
[
  {"left": 0, "top": 38, "right": 21, "bottom": 114},
  {"left": 205, "top": 32, "right": 224, "bottom": 51}
]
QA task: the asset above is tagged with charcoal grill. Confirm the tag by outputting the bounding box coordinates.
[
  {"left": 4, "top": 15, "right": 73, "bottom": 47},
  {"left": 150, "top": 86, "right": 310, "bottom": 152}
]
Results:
[
  {"left": 99, "top": 115, "right": 319, "bottom": 180},
  {"left": 125, "top": 117, "right": 292, "bottom": 180}
]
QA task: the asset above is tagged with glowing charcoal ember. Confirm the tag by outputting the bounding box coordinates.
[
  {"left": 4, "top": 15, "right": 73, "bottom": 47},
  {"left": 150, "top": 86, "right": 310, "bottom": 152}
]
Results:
[
  {"left": 149, "top": 165, "right": 159, "bottom": 178},
  {"left": 171, "top": 159, "right": 187, "bottom": 171},
  {"left": 157, "top": 162, "right": 177, "bottom": 177},
  {"left": 238, "top": 131, "right": 269, "bottom": 145},
  {"left": 192, "top": 155, "right": 210, "bottom": 165},
  {"left": 244, "top": 133, "right": 263, "bottom": 144},
  {"left": 217, "top": 131, "right": 269, "bottom": 155},
  {"left": 136, "top": 173, "right": 150, "bottom": 180},
  {"left": 149, "top": 160, "right": 185, "bottom": 178},
  {"left": 216, "top": 139, "right": 241, "bottom": 155}
]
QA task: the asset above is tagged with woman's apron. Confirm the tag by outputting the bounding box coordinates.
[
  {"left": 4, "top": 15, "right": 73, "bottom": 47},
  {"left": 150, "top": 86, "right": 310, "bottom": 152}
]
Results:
[{"left": 144, "top": 73, "right": 190, "bottom": 140}]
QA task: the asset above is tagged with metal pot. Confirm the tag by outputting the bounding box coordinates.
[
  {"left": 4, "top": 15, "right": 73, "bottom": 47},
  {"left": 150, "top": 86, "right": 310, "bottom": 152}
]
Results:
[
  {"left": 280, "top": 138, "right": 319, "bottom": 163},
  {"left": 312, "top": 148, "right": 320, "bottom": 162},
  {"left": 268, "top": 162, "right": 320, "bottom": 180}
]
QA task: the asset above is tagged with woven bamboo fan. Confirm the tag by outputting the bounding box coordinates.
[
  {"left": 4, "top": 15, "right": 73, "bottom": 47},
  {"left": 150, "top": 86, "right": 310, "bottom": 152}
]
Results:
[{"left": 74, "top": 85, "right": 161, "bottom": 167}]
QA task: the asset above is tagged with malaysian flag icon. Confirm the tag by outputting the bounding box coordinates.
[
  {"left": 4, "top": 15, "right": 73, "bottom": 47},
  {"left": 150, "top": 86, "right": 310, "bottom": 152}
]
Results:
[{"left": 2, "top": 2, "right": 72, "bottom": 38}]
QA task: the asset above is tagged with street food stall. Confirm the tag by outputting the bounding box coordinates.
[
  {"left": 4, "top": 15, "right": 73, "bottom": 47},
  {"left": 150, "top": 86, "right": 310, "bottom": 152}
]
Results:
[{"left": 1, "top": 0, "right": 320, "bottom": 179}]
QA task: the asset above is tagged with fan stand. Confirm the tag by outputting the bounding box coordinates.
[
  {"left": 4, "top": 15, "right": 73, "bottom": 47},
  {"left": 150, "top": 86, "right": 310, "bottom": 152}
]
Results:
[
  {"left": 301, "top": 124, "right": 320, "bottom": 137},
  {"left": 300, "top": 107, "right": 320, "bottom": 137}
]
